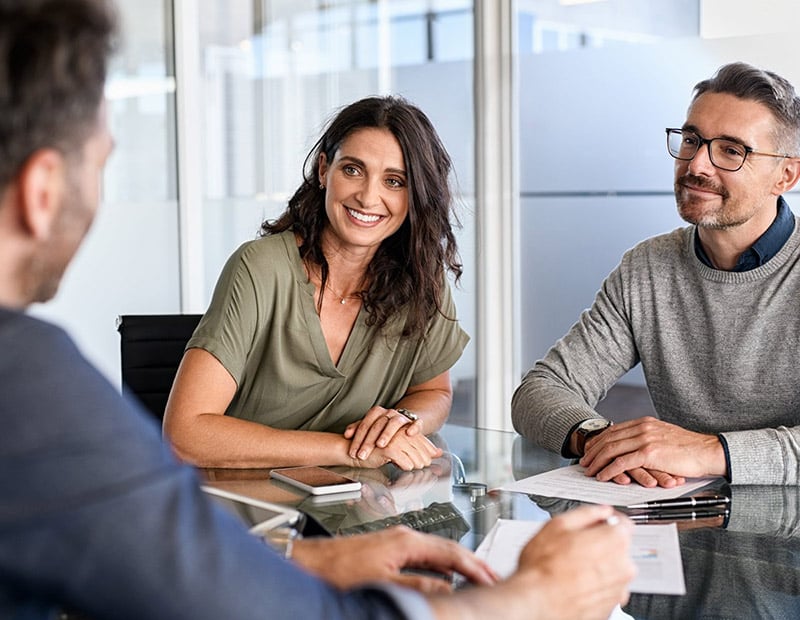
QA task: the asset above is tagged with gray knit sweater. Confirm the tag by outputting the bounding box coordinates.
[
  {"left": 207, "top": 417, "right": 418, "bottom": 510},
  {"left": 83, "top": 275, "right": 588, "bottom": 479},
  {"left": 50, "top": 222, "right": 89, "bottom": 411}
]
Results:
[{"left": 512, "top": 218, "right": 800, "bottom": 485}]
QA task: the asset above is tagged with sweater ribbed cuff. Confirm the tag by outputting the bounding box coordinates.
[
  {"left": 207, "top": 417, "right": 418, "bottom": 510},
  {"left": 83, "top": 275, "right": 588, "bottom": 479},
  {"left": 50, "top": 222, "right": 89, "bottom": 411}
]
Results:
[{"left": 717, "top": 433, "right": 732, "bottom": 483}]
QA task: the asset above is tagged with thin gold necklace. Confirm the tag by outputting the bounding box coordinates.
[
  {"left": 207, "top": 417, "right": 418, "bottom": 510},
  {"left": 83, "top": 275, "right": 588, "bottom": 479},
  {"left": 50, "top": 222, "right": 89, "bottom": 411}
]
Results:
[
  {"left": 324, "top": 280, "right": 362, "bottom": 305},
  {"left": 304, "top": 260, "right": 363, "bottom": 305}
]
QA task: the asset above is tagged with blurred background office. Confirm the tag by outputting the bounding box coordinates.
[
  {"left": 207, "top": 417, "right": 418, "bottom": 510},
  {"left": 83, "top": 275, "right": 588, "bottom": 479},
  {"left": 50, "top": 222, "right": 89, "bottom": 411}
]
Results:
[{"left": 32, "top": 0, "right": 800, "bottom": 430}]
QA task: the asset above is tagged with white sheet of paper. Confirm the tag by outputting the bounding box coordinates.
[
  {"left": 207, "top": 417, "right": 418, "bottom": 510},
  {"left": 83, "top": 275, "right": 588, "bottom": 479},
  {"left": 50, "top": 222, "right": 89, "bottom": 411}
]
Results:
[
  {"left": 497, "top": 464, "right": 718, "bottom": 506},
  {"left": 476, "top": 519, "right": 686, "bottom": 597},
  {"left": 628, "top": 521, "right": 686, "bottom": 595},
  {"left": 475, "top": 520, "right": 634, "bottom": 620}
]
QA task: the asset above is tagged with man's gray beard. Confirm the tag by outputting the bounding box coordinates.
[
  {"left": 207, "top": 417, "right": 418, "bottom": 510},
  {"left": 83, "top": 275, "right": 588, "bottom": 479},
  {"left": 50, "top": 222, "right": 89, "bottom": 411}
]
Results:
[{"left": 676, "top": 193, "right": 746, "bottom": 230}]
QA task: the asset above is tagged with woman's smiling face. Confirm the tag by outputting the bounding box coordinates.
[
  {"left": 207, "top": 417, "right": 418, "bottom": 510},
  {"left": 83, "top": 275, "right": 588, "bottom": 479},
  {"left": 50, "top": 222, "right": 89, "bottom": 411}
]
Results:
[{"left": 318, "top": 127, "right": 409, "bottom": 256}]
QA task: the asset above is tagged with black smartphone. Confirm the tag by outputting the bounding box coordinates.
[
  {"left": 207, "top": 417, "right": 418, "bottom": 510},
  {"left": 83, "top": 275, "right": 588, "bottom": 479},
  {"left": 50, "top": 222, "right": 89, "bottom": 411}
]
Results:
[{"left": 270, "top": 466, "right": 362, "bottom": 496}]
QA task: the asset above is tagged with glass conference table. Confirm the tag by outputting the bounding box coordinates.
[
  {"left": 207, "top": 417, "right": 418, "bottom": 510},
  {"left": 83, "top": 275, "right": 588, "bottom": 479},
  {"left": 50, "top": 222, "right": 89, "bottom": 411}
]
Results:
[{"left": 200, "top": 423, "right": 800, "bottom": 619}]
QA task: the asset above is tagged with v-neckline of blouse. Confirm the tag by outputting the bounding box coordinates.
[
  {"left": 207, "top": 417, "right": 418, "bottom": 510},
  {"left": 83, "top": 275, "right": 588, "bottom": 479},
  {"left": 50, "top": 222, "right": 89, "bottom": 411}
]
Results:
[{"left": 284, "top": 233, "right": 367, "bottom": 377}]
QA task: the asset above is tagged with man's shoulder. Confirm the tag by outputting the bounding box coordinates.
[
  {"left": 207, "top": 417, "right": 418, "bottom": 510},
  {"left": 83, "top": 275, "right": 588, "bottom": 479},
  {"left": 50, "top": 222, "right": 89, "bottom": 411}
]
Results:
[
  {"left": 0, "top": 310, "right": 124, "bottom": 420},
  {"left": 633, "top": 226, "right": 690, "bottom": 250},
  {"left": 622, "top": 226, "right": 691, "bottom": 265},
  {"left": 0, "top": 308, "right": 164, "bottom": 458},
  {"left": 0, "top": 310, "right": 102, "bottom": 404},
  {"left": 0, "top": 308, "right": 71, "bottom": 358}
]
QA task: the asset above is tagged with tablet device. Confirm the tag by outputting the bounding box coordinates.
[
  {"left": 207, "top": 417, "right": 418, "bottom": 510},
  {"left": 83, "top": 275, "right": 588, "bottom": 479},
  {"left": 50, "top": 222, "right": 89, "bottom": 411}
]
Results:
[
  {"left": 202, "top": 486, "right": 303, "bottom": 535},
  {"left": 270, "top": 466, "right": 362, "bottom": 496}
]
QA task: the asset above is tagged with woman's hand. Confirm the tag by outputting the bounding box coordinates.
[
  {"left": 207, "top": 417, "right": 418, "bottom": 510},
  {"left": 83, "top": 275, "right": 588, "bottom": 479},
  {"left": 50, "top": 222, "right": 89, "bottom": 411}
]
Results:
[
  {"left": 345, "top": 406, "right": 423, "bottom": 461},
  {"left": 344, "top": 371, "right": 454, "bottom": 464},
  {"left": 346, "top": 419, "right": 443, "bottom": 471},
  {"left": 363, "top": 434, "right": 442, "bottom": 471}
]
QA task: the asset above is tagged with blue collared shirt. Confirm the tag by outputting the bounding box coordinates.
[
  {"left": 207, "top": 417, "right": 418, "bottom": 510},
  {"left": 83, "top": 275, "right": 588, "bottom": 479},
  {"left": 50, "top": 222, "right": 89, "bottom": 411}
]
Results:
[{"left": 694, "top": 197, "right": 794, "bottom": 271}]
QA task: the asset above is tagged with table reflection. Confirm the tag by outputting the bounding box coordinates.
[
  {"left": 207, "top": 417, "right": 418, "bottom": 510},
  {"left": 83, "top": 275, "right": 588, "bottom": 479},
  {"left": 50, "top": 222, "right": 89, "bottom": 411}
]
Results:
[
  {"left": 200, "top": 424, "right": 800, "bottom": 619},
  {"left": 201, "top": 425, "right": 553, "bottom": 547},
  {"left": 626, "top": 485, "right": 800, "bottom": 619}
]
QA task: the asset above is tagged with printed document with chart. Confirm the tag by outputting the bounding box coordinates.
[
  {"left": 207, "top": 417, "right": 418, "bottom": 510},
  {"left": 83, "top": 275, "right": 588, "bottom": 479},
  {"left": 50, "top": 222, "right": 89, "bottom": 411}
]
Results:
[{"left": 476, "top": 519, "right": 686, "bottom": 596}]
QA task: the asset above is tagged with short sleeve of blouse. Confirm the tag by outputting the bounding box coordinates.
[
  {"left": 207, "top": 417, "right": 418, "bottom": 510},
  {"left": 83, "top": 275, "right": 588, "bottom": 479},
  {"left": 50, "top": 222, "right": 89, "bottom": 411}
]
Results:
[
  {"left": 186, "top": 241, "right": 263, "bottom": 385},
  {"left": 409, "top": 280, "right": 470, "bottom": 386}
]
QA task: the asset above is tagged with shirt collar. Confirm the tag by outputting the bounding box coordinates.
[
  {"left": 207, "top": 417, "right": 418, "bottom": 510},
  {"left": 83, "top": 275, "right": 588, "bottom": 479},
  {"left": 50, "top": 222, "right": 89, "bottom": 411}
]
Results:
[{"left": 694, "top": 196, "right": 794, "bottom": 272}]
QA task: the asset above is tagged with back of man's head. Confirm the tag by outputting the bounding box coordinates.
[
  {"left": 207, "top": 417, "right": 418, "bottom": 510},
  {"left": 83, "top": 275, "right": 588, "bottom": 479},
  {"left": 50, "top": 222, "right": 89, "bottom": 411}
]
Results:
[{"left": 0, "top": 0, "right": 117, "bottom": 191}]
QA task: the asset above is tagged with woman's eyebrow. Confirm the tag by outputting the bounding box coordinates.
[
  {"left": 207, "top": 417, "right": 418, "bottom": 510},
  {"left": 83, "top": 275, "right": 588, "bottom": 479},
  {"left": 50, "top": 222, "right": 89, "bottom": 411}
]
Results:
[{"left": 338, "top": 154, "right": 406, "bottom": 176}]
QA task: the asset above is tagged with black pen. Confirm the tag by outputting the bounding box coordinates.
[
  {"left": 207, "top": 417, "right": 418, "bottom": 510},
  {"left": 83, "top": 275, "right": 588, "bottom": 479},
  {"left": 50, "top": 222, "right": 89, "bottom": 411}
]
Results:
[
  {"left": 629, "top": 508, "right": 729, "bottom": 522},
  {"left": 626, "top": 494, "right": 730, "bottom": 510}
]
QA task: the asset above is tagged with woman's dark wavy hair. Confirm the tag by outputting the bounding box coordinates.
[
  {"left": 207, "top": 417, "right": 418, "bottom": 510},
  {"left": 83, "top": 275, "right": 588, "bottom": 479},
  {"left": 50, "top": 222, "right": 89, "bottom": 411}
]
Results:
[{"left": 261, "top": 95, "right": 462, "bottom": 338}]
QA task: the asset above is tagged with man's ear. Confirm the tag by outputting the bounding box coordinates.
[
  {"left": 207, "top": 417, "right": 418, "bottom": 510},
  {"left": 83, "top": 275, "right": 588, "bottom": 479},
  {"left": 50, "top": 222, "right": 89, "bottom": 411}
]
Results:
[
  {"left": 773, "top": 157, "right": 800, "bottom": 195},
  {"left": 16, "top": 149, "right": 66, "bottom": 240}
]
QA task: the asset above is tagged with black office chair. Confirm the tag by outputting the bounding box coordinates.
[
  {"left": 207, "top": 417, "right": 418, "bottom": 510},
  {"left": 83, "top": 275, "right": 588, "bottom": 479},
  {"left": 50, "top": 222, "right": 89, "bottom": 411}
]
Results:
[{"left": 116, "top": 314, "right": 202, "bottom": 421}]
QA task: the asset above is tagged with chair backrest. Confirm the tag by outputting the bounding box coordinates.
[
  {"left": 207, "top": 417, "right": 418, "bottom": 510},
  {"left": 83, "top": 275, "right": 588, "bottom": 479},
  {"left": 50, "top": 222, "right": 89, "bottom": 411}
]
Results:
[{"left": 116, "top": 314, "right": 202, "bottom": 420}]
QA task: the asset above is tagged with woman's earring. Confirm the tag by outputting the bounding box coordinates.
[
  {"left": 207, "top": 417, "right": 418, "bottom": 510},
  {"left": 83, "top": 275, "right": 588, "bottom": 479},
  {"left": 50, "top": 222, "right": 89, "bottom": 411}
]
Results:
[{"left": 319, "top": 183, "right": 325, "bottom": 190}]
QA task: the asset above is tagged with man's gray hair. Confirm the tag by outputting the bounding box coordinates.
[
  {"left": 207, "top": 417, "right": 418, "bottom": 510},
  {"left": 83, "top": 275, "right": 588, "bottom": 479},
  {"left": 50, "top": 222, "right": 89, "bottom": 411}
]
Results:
[{"left": 693, "top": 62, "right": 800, "bottom": 156}]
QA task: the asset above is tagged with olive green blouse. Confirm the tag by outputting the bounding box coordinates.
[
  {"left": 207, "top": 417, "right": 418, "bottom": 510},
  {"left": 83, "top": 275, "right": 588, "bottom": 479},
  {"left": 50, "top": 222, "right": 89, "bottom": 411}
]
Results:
[{"left": 188, "top": 231, "right": 469, "bottom": 433}]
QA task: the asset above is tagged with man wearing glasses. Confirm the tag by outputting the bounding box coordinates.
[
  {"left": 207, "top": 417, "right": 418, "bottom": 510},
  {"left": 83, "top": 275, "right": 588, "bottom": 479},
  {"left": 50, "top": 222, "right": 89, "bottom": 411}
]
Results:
[{"left": 512, "top": 62, "right": 800, "bottom": 488}]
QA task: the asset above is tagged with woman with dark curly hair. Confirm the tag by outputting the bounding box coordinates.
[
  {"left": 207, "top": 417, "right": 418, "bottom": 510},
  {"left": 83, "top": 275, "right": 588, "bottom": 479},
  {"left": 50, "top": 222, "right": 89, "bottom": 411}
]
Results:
[{"left": 163, "top": 96, "right": 468, "bottom": 470}]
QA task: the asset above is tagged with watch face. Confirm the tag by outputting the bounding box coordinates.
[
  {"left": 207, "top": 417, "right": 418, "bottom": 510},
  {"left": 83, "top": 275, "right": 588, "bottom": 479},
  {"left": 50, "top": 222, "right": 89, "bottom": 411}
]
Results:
[{"left": 579, "top": 418, "right": 609, "bottom": 432}]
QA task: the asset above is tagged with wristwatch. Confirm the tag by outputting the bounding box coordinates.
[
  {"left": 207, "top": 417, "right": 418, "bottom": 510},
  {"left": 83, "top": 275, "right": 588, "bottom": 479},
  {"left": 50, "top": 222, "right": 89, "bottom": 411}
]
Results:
[
  {"left": 574, "top": 418, "right": 612, "bottom": 456},
  {"left": 262, "top": 526, "right": 301, "bottom": 559},
  {"left": 397, "top": 408, "right": 419, "bottom": 422}
]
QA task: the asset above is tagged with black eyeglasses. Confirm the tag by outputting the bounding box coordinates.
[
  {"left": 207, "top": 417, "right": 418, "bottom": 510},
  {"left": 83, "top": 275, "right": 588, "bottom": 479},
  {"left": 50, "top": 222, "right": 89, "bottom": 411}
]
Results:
[{"left": 665, "top": 128, "right": 790, "bottom": 172}]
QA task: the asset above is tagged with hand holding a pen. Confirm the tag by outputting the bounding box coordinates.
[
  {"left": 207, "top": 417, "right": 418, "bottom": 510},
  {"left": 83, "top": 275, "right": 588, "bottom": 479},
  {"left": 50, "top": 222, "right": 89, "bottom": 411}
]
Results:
[
  {"left": 579, "top": 416, "right": 729, "bottom": 488},
  {"left": 512, "top": 505, "right": 636, "bottom": 620}
]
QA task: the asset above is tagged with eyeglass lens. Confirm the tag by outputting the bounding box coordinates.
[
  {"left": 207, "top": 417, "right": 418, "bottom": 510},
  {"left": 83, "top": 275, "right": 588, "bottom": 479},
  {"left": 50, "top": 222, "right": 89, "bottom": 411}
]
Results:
[{"left": 667, "top": 130, "right": 747, "bottom": 171}]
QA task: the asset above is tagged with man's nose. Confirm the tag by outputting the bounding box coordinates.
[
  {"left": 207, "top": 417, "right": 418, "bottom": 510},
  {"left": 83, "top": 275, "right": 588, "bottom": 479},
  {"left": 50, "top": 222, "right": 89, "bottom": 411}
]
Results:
[{"left": 687, "top": 141, "right": 716, "bottom": 175}]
